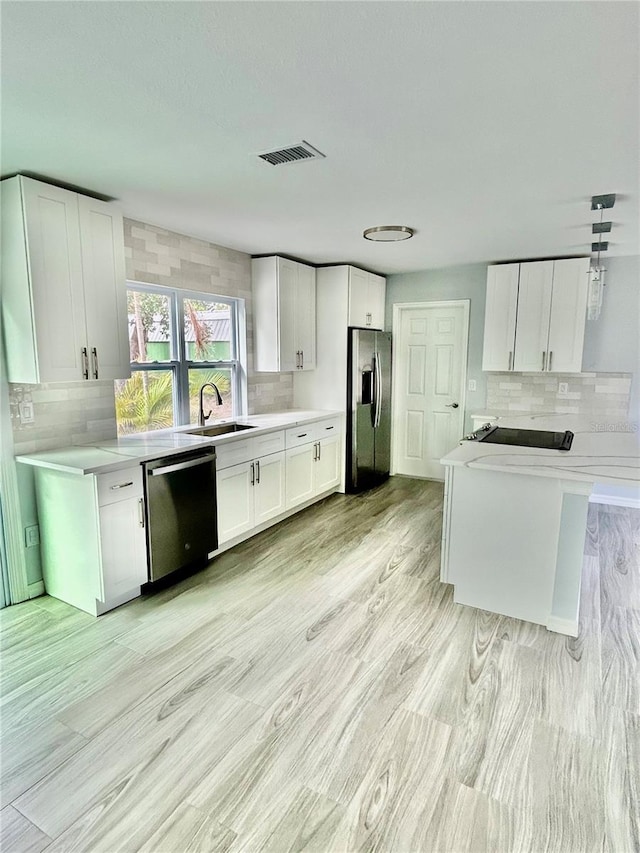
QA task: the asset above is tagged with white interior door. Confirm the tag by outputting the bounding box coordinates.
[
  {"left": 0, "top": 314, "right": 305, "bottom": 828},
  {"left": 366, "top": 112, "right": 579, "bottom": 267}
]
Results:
[{"left": 393, "top": 303, "right": 468, "bottom": 480}]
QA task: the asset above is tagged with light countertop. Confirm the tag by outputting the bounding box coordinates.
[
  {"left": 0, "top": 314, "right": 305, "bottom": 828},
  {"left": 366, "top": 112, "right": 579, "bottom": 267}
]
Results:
[
  {"left": 16, "top": 410, "right": 342, "bottom": 475},
  {"left": 442, "top": 413, "right": 640, "bottom": 487}
]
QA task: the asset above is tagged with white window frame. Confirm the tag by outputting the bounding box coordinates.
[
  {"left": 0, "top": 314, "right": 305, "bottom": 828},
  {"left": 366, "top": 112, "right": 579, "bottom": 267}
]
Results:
[{"left": 124, "top": 281, "right": 247, "bottom": 427}]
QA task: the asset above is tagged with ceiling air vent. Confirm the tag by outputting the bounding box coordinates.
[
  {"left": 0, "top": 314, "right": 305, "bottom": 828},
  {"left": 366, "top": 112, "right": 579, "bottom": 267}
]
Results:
[{"left": 257, "top": 140, "right": 325, "bottom": 166}]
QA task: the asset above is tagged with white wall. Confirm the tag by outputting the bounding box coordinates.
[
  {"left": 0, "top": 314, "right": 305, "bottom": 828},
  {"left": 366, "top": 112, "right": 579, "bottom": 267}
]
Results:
[{"left": 582, "top": 254, "right": 639, "bottom": 420}]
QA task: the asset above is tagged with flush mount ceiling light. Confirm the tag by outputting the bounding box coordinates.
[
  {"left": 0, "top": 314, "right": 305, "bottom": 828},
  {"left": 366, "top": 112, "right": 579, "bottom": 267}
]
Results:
[{"left": 363, "top": 225, "right": 414, "bottom": 242}]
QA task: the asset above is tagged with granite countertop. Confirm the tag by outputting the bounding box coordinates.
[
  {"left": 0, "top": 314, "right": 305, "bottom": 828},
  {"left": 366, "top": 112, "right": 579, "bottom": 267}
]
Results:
[
  {"left": 16, "top": 410, "right": 343, "bottom": 475},
  {"left": 442, "top": 413, "right": 640, "bottom": 487}
]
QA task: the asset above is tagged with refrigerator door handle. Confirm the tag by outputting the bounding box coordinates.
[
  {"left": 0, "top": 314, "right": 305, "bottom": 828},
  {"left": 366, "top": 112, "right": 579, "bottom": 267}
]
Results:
[{"left": 373, "top": 351, "right": 382, "bottom": 429}]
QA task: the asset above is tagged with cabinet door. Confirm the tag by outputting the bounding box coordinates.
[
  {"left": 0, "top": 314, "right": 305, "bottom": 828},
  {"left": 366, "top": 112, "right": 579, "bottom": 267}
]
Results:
[
  {"left": 78, "top": 196, "right": 130, "bottom": 380},
  {"left": 296, "top": 262, "right": 316, "bottom": 370},
  {"left": 254, "top": 451, "right": 286, "bottom": 525},
  {"left": 285, "top": 443, "right": 315, "bottom": 509},
  {"left": 314, "top": 435, "right": 341, "bottom": 493},
  {"left": 513, "top": 261, "right": 554, "bottom": 372},
  {"left": 348, "top": 267, "right": 369, "bottom": 327},
  {"left": 368, "top": 274, "right": 386, "bottom": 330},
  {"left": 99, "top": 497, "right": 147, "bottom": 601},
  {"left": 482, "top": 264, "right": 519, "bottom": 371},
  {"left": 547, "top": 258, "right": 589, "bottom": 373},
  {"left": 21, "top": 177, "right": 88, "bottom": 382},
  {"left": 217, "top": 462, "right": 254, "bottom": 544},
  {"left": 278, "top": 258, "right": 298, "bottom": 372}
]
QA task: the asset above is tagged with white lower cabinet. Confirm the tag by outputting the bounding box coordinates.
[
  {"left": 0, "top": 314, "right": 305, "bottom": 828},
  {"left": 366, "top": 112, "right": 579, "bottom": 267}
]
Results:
[
  {"left": 99, "top": 496, "right": 148, "bottom": 602},
  {"left": 285, "top": 443, "right": 316, "bottom": 509},
  {"left": 314, "top": 434, "right": 341, "bottom": 493},
  {"left": 285, "top": 423, "right": 342, "bottom": 509},
  {"left": 217, "top": 418, "right": 343, "bottom": 543},
  {"left": 217, "top": 451, "right": 286, "bottom": 544},
  {"left": 34, "top": 465, "right": 147, "bottom": 616}
]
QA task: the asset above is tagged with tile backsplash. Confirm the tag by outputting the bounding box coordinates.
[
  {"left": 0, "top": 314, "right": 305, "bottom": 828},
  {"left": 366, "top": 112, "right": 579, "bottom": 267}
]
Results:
[
  {"left": 486, "top": 372, "right": 633, "bottom": 420},
  {"left": 124, "top": 219, "right": 293, "bottom": 417},
  {"left": 9, "top": 219, "right": 296, "bottom": 455},
  {"left": 10, "top": 381, "right": 118, "bottom": 455}
]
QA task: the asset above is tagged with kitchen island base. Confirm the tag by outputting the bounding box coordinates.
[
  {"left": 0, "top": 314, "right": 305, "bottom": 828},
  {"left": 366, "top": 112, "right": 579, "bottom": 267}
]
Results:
[{"left": 441, "top": 465, "right": 591, "bottom": 636}]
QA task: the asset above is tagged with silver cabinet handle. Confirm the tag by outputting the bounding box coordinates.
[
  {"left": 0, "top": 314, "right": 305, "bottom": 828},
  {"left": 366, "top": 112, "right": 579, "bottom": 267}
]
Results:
[
  {"left": 91, "top": 347, "right": 99, "bottom": 379},
  {"left": 255, "top": 459, "right": 260, "bottom": 484},
  {"left": 548, "top": 351, "right": 553, "bottom": 371},
  {"left": 138, "top": 498, "right": 145, "bottom": 528},
  {"left": 300, "top": 350, "right": 304, "bottom": 370},
  {"left": 317, "top": 441, "right": 321, "bottom": 460},
  {"left": 297, "top": 433, "right": 308, "bottom": 438},
  {"left": 296, "top": 351, "right": 300, "bottom": 369},
  {"left": 508, "top": 351, "right": 513, "bottom": 371},
  {"left": 445, "top": 403, "right": 459, "bottom": 408},
  {"left": 542, "top": 351, "right": 546, "bottom": 371},
  {"left": 110, "top": 481, "right": 133, "bottom": 490},
  {"left": 250, "top": 461, "right": 255, "bottom": 486},
  {"left": 81, "top": 347, "right": 89, "bottom": 380}
]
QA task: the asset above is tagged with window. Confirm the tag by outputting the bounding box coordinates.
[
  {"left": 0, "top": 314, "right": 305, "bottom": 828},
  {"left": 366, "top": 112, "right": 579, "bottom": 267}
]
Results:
[{"left": 115, "top": 283, "right": 246, "bottom": 436}]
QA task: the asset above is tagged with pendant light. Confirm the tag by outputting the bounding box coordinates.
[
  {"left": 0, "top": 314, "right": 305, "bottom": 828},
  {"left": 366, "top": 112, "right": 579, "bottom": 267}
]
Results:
[{"left": 587, "top": 194, "right": 615, "bottom": 320}]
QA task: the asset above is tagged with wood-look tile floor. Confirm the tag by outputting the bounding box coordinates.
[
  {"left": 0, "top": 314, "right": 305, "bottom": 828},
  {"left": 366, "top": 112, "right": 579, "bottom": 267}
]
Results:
[{"left": 1, "top": 478, "right": 638, "bottom": 853}]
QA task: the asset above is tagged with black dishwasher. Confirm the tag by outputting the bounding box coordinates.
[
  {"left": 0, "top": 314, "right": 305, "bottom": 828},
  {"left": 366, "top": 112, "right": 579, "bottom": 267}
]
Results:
[{"left": 143, "top": 449, "right": 218, "bottom": 582}]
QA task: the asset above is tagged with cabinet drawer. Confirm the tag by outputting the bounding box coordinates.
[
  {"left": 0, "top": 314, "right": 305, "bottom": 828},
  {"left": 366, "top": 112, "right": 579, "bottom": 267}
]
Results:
[
  {"left": 313, "top": 418, "right": 341, "bottom": 439},
  {"left": 216, "top": 438, "right": 254, "bottom": 470},
  {"left": 285, "top": 424, "right": 316, "bottom": 448},
  {"left": 97, "top": 466, "right": 143, "bottom": 506},
  {"left": 252, "top": 430, "right": 285, "bottom": 458}
]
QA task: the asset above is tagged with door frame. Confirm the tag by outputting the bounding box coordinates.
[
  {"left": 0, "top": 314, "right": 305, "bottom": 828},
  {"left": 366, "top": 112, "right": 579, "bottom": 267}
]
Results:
[{"left": 391, "top": 300, "right": 470, "bottom": 478}]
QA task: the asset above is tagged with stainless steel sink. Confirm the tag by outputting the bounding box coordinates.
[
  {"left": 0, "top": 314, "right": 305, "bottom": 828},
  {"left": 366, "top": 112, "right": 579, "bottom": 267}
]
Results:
[{"left": 185, "top": 423, "right": 257, "bottom": 437}]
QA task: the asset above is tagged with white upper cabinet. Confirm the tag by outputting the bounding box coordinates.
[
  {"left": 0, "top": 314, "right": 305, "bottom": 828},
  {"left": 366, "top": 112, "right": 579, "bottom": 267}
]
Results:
[
  {"left": 347, "top": 267, "right": 386, "bottom": 329},
  {"left": 482, "top": 257, "right": 589, "bottom": 373},
  {"left": 481, "top": 263, "right": 519, "bottom": 371},
  {"left": 77, "top": 195, "right": 130, "bottom": 380},
  {"left": 252, "top": 256, "right": 316, "bottom": 372},
  {"left": 513, "top": 261, "right": 554, "bottom": 372},
  {"left": 546, "top": 258, "right": 590, "bottom": 373},
  {"left": 1, "top": 175, "right": 130, "bottom": 383}
]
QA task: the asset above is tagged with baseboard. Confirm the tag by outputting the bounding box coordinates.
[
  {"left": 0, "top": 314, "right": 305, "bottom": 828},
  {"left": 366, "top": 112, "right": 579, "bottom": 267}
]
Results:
[
  {"left": 546, "top": 615, "right": 579, "bottom": 637},
  {"left": 27, "top": 580, "right": 45, "bottom": 599}
]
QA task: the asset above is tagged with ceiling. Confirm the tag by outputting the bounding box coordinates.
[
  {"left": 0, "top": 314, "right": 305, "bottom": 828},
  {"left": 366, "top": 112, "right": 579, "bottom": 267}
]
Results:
[{"left": 2, "top": 1, "right": 638, "bottom": 275}]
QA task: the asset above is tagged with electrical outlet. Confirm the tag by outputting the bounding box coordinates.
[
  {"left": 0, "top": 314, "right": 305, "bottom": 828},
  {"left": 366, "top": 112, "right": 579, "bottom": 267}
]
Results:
[
  {"left": 468, "top": 379, "right": 477, "bottom": 392},
  {"left": 558, "top": 382, "right": 569, "bottom": 397},
  {"left": 19, "top": 400, "right": 34, "bottom": 424},
  {"left": 25, "top": 524, "right": 40, "bottom": 547}
]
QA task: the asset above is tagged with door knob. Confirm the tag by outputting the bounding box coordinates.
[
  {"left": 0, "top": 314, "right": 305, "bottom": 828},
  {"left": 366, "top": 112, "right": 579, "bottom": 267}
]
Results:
[{"left": 446, "top": 403, "right": 459, "bottom": 408}]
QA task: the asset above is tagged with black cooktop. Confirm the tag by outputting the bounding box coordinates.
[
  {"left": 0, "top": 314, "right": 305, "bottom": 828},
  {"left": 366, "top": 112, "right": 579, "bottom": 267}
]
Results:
[{"left": 474, "top": 425, "right": 574, "bottom": 451}]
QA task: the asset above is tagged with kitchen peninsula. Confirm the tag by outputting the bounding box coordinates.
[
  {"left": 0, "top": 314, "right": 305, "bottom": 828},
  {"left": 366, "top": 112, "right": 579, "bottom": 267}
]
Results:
[{"left": 440, "top": 414, "right": 639, "bottom": 636}]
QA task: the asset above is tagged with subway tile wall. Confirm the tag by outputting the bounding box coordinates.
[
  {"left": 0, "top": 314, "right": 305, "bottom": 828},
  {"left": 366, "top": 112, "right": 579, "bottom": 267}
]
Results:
[
  {"left": 10, "top": 381, "right": 117, "bottom": 455},
  {"left": 9, "top": 219, "right": 294, "bottom": 453},
  {"left": 486, "top": 372, "right": 633, "bottom": 419},
  {"left": 125, "top": 219, "right": 294, "bottom": 416}
]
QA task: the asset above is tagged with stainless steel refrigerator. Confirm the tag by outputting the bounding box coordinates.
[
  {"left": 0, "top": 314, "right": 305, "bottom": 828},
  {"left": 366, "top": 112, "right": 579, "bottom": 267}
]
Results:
[{"left": 346, "top": 328, "right": 392, "bottom": 492}]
